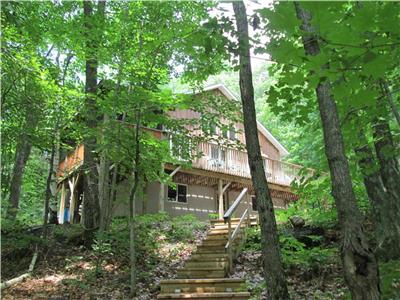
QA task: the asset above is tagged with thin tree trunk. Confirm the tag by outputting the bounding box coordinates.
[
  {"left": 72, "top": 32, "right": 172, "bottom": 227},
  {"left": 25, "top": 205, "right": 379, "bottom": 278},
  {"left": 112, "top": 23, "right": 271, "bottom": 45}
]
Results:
[
  {"left": 128, "top": 108, "right": 141, "bottom": 297},
  {"left": 373, "top": 108, "right": 400, "bottom": 201},
  {"left": 49, "top": 129, "right": 60, "bottom": 224},
  {"left": 8, "top": 140, "right": 32, "bottom": 219},
  {"left": 295, "top": 3, "right": 380, "bottom": 299},
  {"left": 82, "top": 0, "right": 105, "bottom": 241},
  {"left": 43, "top": 142, "right": 56, "bottom": 239},
  {"left": 232, "top": 2, "right": 289, "bottom": 299},
  {"left": 99, "top": 114, "right": 111, "bottom": 232},
  {"left": 355, "top": 131, "right": 400, "bottom": 260},
  {"left": 380, "top": 79, "right": 400, "bottom": 126},
  {"left": 7, "top": 111, "right": 38, "bottom": 219}
]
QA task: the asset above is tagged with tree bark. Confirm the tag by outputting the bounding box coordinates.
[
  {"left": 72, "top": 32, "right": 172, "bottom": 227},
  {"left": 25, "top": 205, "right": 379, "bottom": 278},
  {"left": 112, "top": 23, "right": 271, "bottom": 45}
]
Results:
[
  {"left": 380, "top": 79, "right": 400, "bottom": 126},
  {"left": 295, "top": 3, "right": 380, "bottom": 299},
  {"left": 99, "top": 114, "right": 111, "bottom": 232},
  {"left": 355, "top": 131, "right": 400, "bottom": 260},
  {"left": 43, "top": 142, "right": 56, "bottom": 239},
  {"left": 7, "top": 111, "right": 38, "bottom": 219},
  {"left": 372, "top": 107, "right": 400, "bottom": 202},
  {"left": 82, "top": 0, "right": 105, "bottom": 240},
  {"left": 232, "top": 2, "right": 289, "bottom": 299},
  {"left": 8, "top": 140, "right": 32, "bottom": 219},
  {"left": 128, "top": 108, "right": 141, "bottom": 297}
]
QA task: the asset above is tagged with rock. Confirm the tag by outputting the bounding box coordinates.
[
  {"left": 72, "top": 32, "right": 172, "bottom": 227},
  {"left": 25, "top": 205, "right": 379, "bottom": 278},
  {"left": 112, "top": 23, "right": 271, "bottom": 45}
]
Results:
[{"left": 289, "top": 216, "right": 305, "bottom": 228}]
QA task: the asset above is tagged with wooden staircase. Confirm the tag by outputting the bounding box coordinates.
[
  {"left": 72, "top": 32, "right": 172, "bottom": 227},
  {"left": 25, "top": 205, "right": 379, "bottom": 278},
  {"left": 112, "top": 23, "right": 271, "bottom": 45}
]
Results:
[{"left": 158, "top": 188, "right": 256, "bottom": 299}]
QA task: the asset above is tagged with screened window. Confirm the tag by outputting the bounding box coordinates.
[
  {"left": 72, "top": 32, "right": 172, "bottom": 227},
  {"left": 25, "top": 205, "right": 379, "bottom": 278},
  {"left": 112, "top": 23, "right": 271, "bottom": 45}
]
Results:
[{"left": 167, "top": 184, "right": 188, "bottom": 203}]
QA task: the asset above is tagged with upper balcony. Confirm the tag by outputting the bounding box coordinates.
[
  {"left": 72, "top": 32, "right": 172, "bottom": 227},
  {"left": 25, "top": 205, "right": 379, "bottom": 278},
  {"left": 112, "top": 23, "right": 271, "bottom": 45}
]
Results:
[
  {"left": 192, "top": 141, "right": 305, "bottom": 187},
  {"left": 57, "top": 129, "right": 307, "bottom": 189}
]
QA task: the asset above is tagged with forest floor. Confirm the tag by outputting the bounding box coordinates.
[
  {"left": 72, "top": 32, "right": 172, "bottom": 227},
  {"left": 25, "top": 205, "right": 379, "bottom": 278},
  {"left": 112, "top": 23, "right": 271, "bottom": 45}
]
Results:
[{"left": 2, "top": 214, "right": 400, "bottom": 300}]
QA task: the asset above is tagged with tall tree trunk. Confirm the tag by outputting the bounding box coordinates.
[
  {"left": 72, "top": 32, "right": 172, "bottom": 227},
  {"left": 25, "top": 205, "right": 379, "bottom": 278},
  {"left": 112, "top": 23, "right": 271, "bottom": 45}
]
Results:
[
  {"left": 355, "top": 131, "right": 400, "bottom": 260},
  {"left": 82, "top": 0, "right": 105, "bottom": 240},
  {"left": 43, "top": 142, "right": 56, "bottom": 239},
  {"left": 295, "top": 3, "right": 380, "bottom": 299},
  {"left": 128, "top": 108, "right": 141, "bottom": 297},
  {"left": 232, "top": 2, "right": 289, "bottom": 299},
  {"left": 7, "top": 111, "right": 38, "bottom": 219},
  {"left": 99, "top": 115, "right": 111, "bottom": 232},
  {"left": 8, "top": 138, "right": 32, "bottom": 219},
  {"left": 49, "top": 130, "right": 60, "bottom": 224}
]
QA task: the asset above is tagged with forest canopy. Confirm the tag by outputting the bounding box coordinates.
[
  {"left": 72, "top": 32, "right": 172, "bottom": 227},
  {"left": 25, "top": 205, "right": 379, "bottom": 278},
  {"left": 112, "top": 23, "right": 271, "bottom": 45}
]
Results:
[{"left": 1, "top": 1, "right": 399, "bottom": 299}]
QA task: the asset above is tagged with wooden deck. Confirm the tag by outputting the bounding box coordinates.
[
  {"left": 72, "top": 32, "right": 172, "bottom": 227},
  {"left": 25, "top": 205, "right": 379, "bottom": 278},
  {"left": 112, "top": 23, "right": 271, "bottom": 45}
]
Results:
[
  {"left": 194, "top": 141, "right": 304, "bottom": 187},
  {"left": 57, "top": 134, "right": 306, "bottom": 189}
]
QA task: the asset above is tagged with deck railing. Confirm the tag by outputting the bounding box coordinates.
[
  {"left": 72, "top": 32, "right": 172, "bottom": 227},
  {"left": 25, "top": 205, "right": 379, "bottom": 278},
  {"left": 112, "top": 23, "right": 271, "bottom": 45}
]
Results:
[{"left": 194, "top": 141, "right": 305, "bottom": 187}]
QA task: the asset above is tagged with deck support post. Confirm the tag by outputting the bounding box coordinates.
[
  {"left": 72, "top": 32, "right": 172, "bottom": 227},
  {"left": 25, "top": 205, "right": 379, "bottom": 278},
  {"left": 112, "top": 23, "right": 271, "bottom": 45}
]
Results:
[
  {"left": 68, "top": 173, "right": 79, "bottom": 224},
  {"left": 159, "top": 164, "right": 165, "bottom": 212},
  {"left": 218, "top": 179, "right": 224, "bottom": 218},
  {"left": 59, "top": 182, "right": 66, "bottom": 224},
  {"left": 159, "top": 183, "right": 165, "bottom": 212}
]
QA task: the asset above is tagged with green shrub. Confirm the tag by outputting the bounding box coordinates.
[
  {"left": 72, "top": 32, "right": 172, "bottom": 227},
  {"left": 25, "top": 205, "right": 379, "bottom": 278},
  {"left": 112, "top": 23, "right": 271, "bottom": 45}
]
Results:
[
  {"left": 243, "top": 226, "right": 338, "bottom": 272},
  {"left": 167, "top": 214, "right": 205, "bottom": 242}
]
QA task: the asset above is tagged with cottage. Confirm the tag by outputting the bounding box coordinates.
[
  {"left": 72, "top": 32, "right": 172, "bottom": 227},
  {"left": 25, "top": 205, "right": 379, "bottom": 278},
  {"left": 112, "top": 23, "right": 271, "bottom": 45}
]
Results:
[{"left": 56, "top": 84, "right": 301, "bottom": 224}]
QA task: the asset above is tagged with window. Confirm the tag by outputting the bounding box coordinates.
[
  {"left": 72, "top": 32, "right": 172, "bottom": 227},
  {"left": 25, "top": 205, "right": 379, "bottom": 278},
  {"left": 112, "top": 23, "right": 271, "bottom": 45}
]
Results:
[
  {"left": 169, "top": 135, "right": 191, "bottom": 161},
  {"left": 203, "top": 122, "right": 217, "bottom": 135},
  {"left": 210, "top": 145, "right": 226, "bottom": 166},
  {"left": 229, "top": 126, "right": 236, "bottom": 140},
  {"left": 167, "top": 184, "right": 188, "bottom": 203},
  {"left": 222, "top": 128, "right": 228, "bottom": 139},
  {"left": 210, "top": 122, "right": 217, "bottom": 135},
  {"left": 251, "top": 195, "right": 257, "bottom": 211}
]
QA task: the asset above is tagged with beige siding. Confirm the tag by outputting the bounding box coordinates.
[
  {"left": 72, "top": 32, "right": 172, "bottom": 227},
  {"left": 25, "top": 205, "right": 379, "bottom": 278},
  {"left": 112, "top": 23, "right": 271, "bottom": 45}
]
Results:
[{"left": 164, "top": 184, "right": 217, "bottom": 219}]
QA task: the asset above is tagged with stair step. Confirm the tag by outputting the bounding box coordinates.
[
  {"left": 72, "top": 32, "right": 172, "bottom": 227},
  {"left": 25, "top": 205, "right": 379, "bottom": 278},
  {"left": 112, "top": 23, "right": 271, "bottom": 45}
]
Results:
[
  {"left": 190, "top": 253, "right": 229, "bottom": 261},
  {"left": 196, "top": 246, "right": 226, "bottom": 254},
  {"left": 201, "top": 239, "right": 241, "bottom": 247},
  {"left": 177, "top": 269, "right": 226, "bottom": 279},
  {"left": 185, "top": 260, "right": 229, "bottom": 269},
  {"left": 160, "top": 278, "right": 246, "bottom": 293},
  {"left": 157, "top": 292, "right": 250, "bottom": 299},
  {"left": 210, "top": 218, "right": 257, "bottom": 227}
]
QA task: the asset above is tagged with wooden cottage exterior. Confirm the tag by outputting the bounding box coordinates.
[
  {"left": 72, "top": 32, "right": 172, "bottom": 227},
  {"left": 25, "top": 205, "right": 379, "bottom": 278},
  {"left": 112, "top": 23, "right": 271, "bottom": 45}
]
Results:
[{"left": 56, "top": 84, "right": 302, "bottom": 223}]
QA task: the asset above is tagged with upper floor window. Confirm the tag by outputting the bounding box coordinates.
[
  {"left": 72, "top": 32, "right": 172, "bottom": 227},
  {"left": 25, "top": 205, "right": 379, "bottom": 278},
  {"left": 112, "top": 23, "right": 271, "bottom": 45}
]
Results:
[
  {"left": 202, "top": 121, "right": 217, "bottom": 136},
  {"left": 211, "top": 145, "right": 226, "bottom": 162},
  {"left": 169, "top": 135, "right": 191, "bottom": 161},
  {"left": 167, "top": 184, "right": 188, "bottom": 203},
  {"left": 229, "top": 126, "right": 236, "bottom": 140}
]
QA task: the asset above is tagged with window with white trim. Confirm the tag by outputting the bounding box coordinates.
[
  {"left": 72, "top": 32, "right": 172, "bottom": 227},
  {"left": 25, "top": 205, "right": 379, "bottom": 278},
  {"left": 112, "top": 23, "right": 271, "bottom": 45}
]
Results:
[{"left": 167, "top": 184, "right": 188, "bottom": 203}]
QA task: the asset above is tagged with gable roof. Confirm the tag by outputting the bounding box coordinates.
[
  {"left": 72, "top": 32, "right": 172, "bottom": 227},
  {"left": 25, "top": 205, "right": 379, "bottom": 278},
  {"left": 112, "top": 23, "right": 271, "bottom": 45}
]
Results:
[{"left": 200, "top": 83, "right": 289, "bottom": 156}]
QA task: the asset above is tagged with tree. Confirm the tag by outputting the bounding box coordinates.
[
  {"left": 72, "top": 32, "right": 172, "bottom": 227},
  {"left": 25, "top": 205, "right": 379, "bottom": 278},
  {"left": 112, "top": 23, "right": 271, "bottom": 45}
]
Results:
[
  {"left": 294, "top": 3, "right": 380, "bottom": 298},
  {"left": 232, "top": 2, "right": 289, "bottom": 299}
]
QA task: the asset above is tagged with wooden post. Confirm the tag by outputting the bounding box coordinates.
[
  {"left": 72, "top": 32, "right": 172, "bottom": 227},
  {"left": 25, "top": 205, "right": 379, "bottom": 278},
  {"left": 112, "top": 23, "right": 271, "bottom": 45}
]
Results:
[
  {"left": 228, "top": 218, "right": 232, "bottom": 273},
  {"left": 68, "top": 175, "right": 78, "bottom": 223},
  {"left": 159, "top": 163, "right": 165, "bottom": 212},
  {"left": 159, "top": 183, "right": 165, "bottom": 212},
  {"left": 218, "top": 179, "right": 224, "bottom": 219},
  {"left": 59, "top": 182, "right": 66, "bottom": 224},
  {"left": 247, "top": 194, "right": 251, "bottom": 226}
]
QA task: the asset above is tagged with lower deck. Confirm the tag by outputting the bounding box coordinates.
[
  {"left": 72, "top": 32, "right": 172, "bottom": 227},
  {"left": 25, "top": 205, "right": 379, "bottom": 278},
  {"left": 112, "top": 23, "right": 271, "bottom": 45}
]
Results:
[{"left": 57, "top": 166, "right": 297, "bottom": 223}]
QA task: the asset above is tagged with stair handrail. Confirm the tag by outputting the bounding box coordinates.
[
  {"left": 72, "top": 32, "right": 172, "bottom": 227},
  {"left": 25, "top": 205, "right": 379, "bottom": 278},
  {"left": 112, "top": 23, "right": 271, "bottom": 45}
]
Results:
[
  {"left": 225, "top": 208, "right": 249, "bottom": 250},
  {"left": 223, "top": 187, "right": 248, "bottom": 221},
  {"left": 223, "top": 187, "right": 250, "bottom": 273}
]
